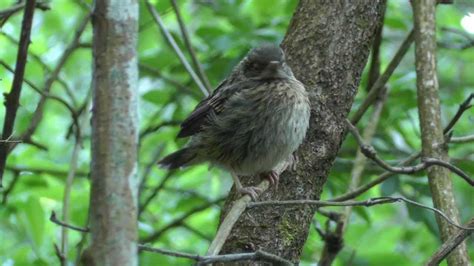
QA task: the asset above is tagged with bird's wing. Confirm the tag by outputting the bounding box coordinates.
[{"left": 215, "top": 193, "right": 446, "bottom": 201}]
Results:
[{"left": 177, "top": 80, "right": 256, "bottom": 138}]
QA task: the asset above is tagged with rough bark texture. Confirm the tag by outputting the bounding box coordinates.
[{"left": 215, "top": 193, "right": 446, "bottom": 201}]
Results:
[
  {"left": 89, "top": 0, "right": 139, "bottom": 265},
  {"left": 412, "top": 1, "right": 470, "bottom": 265},
  {"left": 219, "top": 0, "right": 386, "bottom": 263}
]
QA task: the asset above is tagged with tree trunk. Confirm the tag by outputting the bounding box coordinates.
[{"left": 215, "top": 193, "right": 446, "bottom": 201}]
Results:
[
  {"left": 89, "top": 1, "right": 139, "bottom": 265},
  {"left": 412, "top": 0, "right": 470, "bottom": 265},
  {"left": 219, "top": 0, "right": 386, "bottom": 263}
]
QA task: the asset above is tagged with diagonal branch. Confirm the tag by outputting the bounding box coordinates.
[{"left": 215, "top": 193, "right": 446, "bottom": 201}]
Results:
[
  {"left": 247, "top": 197, "right": 474, "bottom": 231},
  {"left": 145, "top": 1, "right": 209, "bottom": 96},
  {"left": 331, "top": 93, "right": 474, "bottom": 201},
  {"left": 345, "top": 119, "right": 473, "bottom": 186},
  {"left": 425, "top": 218, "right": 474, "bottom": 266},
  {"left": 141, "top": 196, "right": 226, "bottom": 243},
  {"left": 0, "top": 0, "right": 37, "bottom": 186},
  {"left": 170, "top": 0, "right": 212, "bottom": 92},
  {"left": 350, "top": 29, "right": 415, "bottom": 125},
  {"left": 0, "top": 1, "right": 48, "bottom": 27}
]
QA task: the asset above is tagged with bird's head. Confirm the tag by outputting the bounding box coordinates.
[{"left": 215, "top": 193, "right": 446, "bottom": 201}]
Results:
[{"left": 242, "top": 44, "right": 294, "bottom": 80}]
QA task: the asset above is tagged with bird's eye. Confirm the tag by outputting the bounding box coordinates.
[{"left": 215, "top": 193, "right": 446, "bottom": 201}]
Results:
[{"left": 251, "top": 63, "right": 261, "bottom": 70}]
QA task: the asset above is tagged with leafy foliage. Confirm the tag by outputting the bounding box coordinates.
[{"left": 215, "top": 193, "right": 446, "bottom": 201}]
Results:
[{"left": 0, "top": 0, "right": 472, "bottom": 265}]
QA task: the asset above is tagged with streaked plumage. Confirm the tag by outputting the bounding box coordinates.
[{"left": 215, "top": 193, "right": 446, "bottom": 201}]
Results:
[{"left": 159, "top": 45, "right": 310, "bottom": 199}]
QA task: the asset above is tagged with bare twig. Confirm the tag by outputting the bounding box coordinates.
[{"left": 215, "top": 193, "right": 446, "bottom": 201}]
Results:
[
  {"left": 0, "top": 60, "right": 81, "bottom": 137},
  {"left": 425, "top": 218, "right": 474, "bottom": 265},
  {"left": 248, "top": 197, "right": 474, "bottom": 231},
  {"left": 439, "top": 27, "right": 474, "bottom": 50},
  {"left": 443, "top": 93, "right": 473, "bottom": 134},
  {"left": 5, "top": 165, "right": 88, "bottom": 178},
  {"left": 207, "top": 180, "right": 270, "bottom": 256},
  {"left": 206, "top": 158, "right": 292, "bottom": 256},
  {"left": 170, "top": 0, "right": 212, "bottom": 92},
  {"left": 345, "top": 119, "right": 474, "bottom": 186},
  {"left": 138, "top": 171, "right": 174, "bottom": 216},
  {"left": 0, "top": 32, "right": 78, "bottom": 106},
  {"left": 0, "top": 139, "right": 21, "bottom": 143},
  {"left": 0, "top": 1, "right": 49, "bottom": 27},
  {"left": 60, "top": 99, "right": 90, "bottom": 264},
  {"left": 450, "top": 134, "right": 474, "bottom": 143},
  {"left": 138, "top": 144, "right": 166, "bottom": 199},
  {"left": 53, "top": 243, "right": 66, "bottom": 266},
  {"left": 0, "top": 0, "right": 37, "bottom": 186},
  {"left": 181, "top": 222, "right": 212, "bottom": 241},
  {"left": 50, "top": 212, "right": 286, "bottom": 265},
  {"left": 145, "top": 1, "right": 209, "bottom": 96},
  {"left": 50, "top": 211, "right": 90, "bottom": 233},
  {"left": 16, "top": 14, "right": 91, "bottom": 150},
  {"left": 139, "top": 63, "right": 200, "bottom": 98},
  {"left": 139, "top": 120, "right": 182, "bottom": 139},
  {"left": 350, "top": 29, "right": 415, "bottom": 125},
  {"left": 139, "top": 245, "right": 293, "bottom": 265},
  {"left": 141, "top": 196, "right": 226, "bottom": 243},
  {"left": 332, "top": 93, "right": 474, "bottom": 201}
]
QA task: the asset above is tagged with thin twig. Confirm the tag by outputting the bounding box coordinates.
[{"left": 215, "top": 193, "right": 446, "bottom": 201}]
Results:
[
  {"left": 139, "top": 63, "right": 200, "bottom": 98},
  {"left": 5, "top": 165, "right": 88, "bottom": 178},
  {"left": 0, "top": 60, "right": 81, "bottom": 136},
  {"left": 0, "top": 0, "right": 37, "bottom": 186},
  {"left": 443, "top": 93, "right": 473, "bottom": 134},
  {"left": 332, "top": 93, "right": 474, "bottom": 201},
  {"left": 141, "top": 196, "right": 226, "bottom": 243},
  {"left": 248, "top": 197, "right": 474, "bottom": 231},
  {"left": 181, "top": 222, "right": 212, "bottom": 241},
  {"left": 60, "top": 100, "right": 90, "bottom": 264},
  {"left": 138, "top": 144, "right": 166, "bottom": 199},
  {"left": 206, "top": 158, "right": 293, "bottom": 256},
  {"left": 53, "top": 243, "right": 66, "bottom": 266},
  {"left": 450, "top": 134, "right": 474, "bottom": 143},
  {"left": 0, "top": 1, "right": 49, "bottom": 27},
  {"left": 350, "top": 29, "right": 415, "bottom": 125},
  {"left": 16, "top": 13, "right": 91, "bottom": 151},
  {"left": 345, "top": 119, "right": 474, "bottom": 186},
  {"left": 138, "top": 171, "right": 174, "bottom": 216},
  {"left": 139, "top": 120, "right": 182, "bottom": 139},
  {"left": 170, "top": 0, "right": 212, "bottom": 92},
  {"left": 425, "top": 218, "right": 474, "bottom": 265},
  {"left": 145, "top": 1, "right": 209, "bottom": 96},
  {"left": 0, "top": 32, "right": 78, "bottom": 106},
  {"left": 50, "top": 211, "right": 90, "bottom": 233},
  {"left": 138, "top": 245, "right": 293, "bottom": 265}
]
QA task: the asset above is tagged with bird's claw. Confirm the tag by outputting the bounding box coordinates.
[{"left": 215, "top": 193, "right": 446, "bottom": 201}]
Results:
[
  {"left": 261, "top": 171, "right": 280, "bottom": 189},
  {"left": 238, "top": 186, "right": 263, "bottom": 201}
]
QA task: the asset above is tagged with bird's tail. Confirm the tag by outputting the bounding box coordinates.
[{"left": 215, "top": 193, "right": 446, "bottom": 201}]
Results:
[{"left": 158, "top": 148, "right": 197, "bottom": 169}]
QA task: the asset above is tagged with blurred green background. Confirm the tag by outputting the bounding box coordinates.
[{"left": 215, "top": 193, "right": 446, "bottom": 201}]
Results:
[{"left": 0, "top": 0, "right": 473, "bottom": 265}]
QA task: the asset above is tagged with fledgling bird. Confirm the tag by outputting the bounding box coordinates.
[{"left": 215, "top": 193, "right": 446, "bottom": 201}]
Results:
[{"left": 158, "top": 44, "right": 310, "bottom": 200}]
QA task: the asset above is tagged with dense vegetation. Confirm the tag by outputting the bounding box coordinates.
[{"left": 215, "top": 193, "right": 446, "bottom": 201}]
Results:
[{"left": 0, "top": 1, "right": 472, "bottom": 265}]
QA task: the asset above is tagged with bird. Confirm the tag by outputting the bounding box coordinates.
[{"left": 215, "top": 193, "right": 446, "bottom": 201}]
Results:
[{"left": 158, "top": 44, "right": 310, "bottom": 200}]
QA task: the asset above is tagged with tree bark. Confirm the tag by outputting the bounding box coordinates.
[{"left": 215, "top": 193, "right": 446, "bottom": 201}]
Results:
[
  {"left": 218, "top": 0, "right": 386, "bottom": 263},
  {"left": 412, "top": 1, "right": 470, "bottom": 265},
  {"left": 89, "top": 1, "right": 139, "bottom": 265}
]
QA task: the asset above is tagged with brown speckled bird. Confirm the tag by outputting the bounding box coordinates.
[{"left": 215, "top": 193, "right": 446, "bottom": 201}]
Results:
[{"left": 158, "top": 44, "right": 310, "bottom": 200}]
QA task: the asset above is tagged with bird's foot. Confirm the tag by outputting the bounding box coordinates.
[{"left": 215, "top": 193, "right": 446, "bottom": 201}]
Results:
[
  {"left": 260, "top": 170, "right": 279, "bottom": 189},
  {"left": 238, "top": 186, "right": 263, "bottom": 201},
  {"left": 290, "top": 153, "right": 299, "bottom": 171}
]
